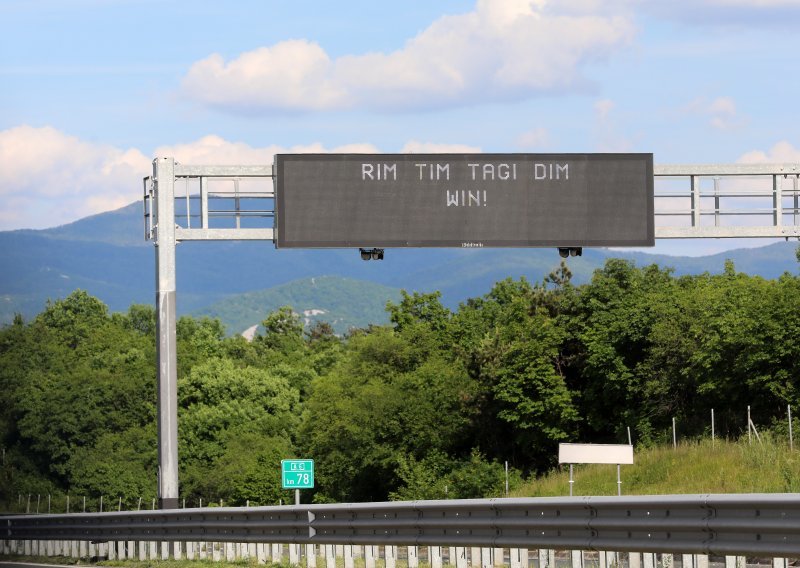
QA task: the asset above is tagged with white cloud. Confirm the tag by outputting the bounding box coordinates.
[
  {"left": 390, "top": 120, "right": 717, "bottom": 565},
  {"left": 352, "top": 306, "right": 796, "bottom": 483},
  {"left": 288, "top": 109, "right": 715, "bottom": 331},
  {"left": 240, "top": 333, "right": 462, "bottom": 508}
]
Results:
[
  {"left": 642, "top": 0, "right": 800, "bottom": 24},
  {"left": 1, "top": 127, "right": 491, "bottom": 230},
  {"left": 682, "top": 96, "right": 743, "bottom": 130},
  {"left": 181, "top": 41, "right": 348, "bottom": 112},
  {"left": 0, "top": 128, "right": 379, "bottom": 230},
  {"left": 153, "top": 136, "right": 382, "bottom": 166},
  {"left": 515, "top": 127, "right": 550, "bottom": 149},
  {"left": 699, "top": 0, "right": 800, "bottom": 7},
  {"left": 400, "top": 141, "right": 482, "bottom": 153},
  {"left": 591, "top": 98, "right": 634, "bottom": 151},
  {"left": 594, "top": 99, "right": 615, "bottom": 120},
  {"left": 181, "top": 0, "right": 635, "bottom": 113},
  {"left": 738, "top": 141, "right": 800, "bottom": 163},
  {"left": 0, "top": 125, "right": 150, "bottom": 230}
]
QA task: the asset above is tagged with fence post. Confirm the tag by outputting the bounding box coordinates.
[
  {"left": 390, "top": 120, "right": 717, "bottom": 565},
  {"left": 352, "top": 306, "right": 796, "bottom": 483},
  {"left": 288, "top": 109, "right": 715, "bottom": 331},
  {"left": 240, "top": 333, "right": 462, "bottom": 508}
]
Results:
[
  {"left": 673, "top": 417, "right": 677, "bottom": 448},
  {"left": 712, "top": 409, "right": 715, "bottom": 444}
]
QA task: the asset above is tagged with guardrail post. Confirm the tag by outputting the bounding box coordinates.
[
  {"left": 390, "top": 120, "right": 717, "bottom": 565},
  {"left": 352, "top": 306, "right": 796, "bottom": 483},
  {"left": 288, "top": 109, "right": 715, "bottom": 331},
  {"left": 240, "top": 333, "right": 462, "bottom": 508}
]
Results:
[
  {"left": 306, "top": 544, "right": 317, "bottom": 568},
  {"left": 256, "top": 543, "right": 266, "bottom": 564},
  {"left": 570, "top": 550, "right": 583, "bottom": 568},
  {"left": 726, "top": 556, "right": 743, "bottom": 568},
  {"left": 539, "top": 549, "right": 555, "bottom": 568},
  {"left": 325, "top": 544, "right": 335, "bottom": 568},
  {"left": 481, "top": 547, "right": 493, "bottom": 568},
  {"left": 662, "top": 553, "right": 673, "bottom": 568},
  {"left": 455, "top": 547, "right": 468, "bottom": 568},
  {"left": 471, "top": 547, "right": 481, "bottom": 567},
  {"left": 773, "top": 558, "right": 788, "bottom": 568},
  {"left": 386, "top": 545, "right": 397, "bottom": 568},
  {"left": 304, "top": 544, "right": 317, "bottom": 566},
  {"left": 409, "top": 545, "right": 419, "bottom": 568},
  {"left": 270, "top": 542, "right": 283, "bottom": 564},
  {"left": 683, "top": 553, "right": 695, "bottom": 568},
  {"left": 431, "top": 546, "right": 443, "bottom": 568},
  {"left": 344, "top": 544, "right": 355, "bottom": 568},
  {"left": 365, "top": 545, "right": 377, "bottom": 568}
]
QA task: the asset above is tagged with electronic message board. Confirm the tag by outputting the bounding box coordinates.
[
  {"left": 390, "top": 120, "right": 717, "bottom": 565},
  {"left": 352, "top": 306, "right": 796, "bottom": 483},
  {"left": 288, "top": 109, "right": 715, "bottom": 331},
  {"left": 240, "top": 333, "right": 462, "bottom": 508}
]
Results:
[{"left": 274, "top": 153, "right": 654, "bottom": 248}]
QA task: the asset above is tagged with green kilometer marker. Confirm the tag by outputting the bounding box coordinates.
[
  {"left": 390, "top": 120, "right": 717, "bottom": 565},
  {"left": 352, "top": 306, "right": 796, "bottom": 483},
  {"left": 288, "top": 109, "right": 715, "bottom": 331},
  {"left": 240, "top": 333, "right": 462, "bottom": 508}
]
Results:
[{"left": 281, "top": 459, "right": 314, "bottom": 489}]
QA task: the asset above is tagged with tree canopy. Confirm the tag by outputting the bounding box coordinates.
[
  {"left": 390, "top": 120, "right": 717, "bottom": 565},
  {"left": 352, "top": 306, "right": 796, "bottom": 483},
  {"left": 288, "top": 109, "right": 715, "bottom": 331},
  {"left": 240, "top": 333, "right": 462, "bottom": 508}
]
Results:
[{"left": 1, "top": 255, "right": 799, "bottom": 507}]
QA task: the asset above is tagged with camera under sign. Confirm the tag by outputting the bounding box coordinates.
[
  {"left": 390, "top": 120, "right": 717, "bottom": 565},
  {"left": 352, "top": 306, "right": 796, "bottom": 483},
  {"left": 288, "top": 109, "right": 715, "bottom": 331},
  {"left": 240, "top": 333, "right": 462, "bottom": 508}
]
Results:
[
  {"left": 558, "top": 247, "right": 583, "bottom": 258},
  {"left": 359, "top": 248, "right": 384, "bottom": 261}
]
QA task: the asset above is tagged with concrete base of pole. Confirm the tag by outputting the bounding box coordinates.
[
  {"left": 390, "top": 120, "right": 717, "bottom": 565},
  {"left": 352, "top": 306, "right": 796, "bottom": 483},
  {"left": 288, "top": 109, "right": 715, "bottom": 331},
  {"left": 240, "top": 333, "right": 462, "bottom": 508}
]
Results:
[{"left": 159, "top": 497, "right": 180, "bottom": 509}]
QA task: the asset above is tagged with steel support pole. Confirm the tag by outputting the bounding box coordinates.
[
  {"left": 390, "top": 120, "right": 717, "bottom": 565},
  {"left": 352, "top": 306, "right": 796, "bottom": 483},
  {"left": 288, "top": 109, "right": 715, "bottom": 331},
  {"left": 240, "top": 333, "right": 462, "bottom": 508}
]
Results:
[{"left": 154, "top": 157, "right": 179, "bottom": 509}]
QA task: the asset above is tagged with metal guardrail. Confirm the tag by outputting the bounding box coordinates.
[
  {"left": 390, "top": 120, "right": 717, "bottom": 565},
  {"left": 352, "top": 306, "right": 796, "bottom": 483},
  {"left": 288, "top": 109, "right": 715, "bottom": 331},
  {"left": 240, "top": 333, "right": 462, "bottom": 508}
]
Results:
[{"left": 3, "top": 495, "right": 800, "bottom": 557}]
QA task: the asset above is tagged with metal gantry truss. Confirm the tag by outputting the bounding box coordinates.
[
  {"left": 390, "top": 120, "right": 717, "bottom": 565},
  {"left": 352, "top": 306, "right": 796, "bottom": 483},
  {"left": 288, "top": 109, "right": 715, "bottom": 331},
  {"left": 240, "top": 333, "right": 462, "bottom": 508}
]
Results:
[
  {"left": 144, "top": 160, "right": 800, "bottom": 244},
  {"left": 653, "top": 163, "right": 800, "bottom": 238},
  {"left": 142, "top": 157, "right": 800, "bottom": 510}
]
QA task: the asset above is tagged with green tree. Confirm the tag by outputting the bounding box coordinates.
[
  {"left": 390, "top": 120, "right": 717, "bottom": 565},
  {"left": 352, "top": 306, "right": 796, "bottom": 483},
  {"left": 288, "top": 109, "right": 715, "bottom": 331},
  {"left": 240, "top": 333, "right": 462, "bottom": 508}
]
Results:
[{"left": 300, "top": 326, "right": 474, "bottom": 502}]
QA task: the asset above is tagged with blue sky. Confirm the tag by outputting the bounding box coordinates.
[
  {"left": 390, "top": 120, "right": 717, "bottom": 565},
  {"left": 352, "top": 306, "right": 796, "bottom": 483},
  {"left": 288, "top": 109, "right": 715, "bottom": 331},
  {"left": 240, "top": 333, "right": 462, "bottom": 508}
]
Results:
[{"left": 2, "top": 0, "right": 799, "bottom": 255}]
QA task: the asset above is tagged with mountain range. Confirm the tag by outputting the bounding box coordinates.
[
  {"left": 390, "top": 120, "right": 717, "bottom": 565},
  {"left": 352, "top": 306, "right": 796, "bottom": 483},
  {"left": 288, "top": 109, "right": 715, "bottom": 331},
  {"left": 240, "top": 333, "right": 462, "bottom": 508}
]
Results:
[{"left": 1, "top": 201, "right": 798, "bottom": 334}]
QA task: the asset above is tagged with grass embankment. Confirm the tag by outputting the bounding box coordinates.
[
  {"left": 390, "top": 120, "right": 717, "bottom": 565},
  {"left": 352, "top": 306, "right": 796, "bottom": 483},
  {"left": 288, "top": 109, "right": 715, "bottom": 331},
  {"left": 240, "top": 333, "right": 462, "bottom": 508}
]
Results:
[{"left": 513, "top": 436, "right": 800, "bottom": 497}]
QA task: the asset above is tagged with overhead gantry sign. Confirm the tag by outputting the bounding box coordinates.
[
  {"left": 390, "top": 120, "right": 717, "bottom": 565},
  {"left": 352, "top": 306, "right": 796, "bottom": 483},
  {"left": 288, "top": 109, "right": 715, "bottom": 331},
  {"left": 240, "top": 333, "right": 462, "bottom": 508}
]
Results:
[{"left": 144, "top": 155, "right": 800, "bottom": 508}]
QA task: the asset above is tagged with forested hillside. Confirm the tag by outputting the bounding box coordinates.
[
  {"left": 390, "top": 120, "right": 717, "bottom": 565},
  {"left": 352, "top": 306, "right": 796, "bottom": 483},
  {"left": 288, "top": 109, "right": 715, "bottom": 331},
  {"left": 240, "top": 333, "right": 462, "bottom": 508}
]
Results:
[{"left": 1, "top": 256, "right": 799, "bottom": 509}]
